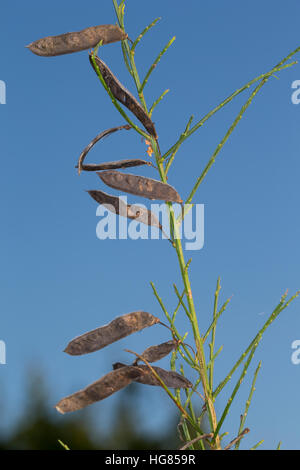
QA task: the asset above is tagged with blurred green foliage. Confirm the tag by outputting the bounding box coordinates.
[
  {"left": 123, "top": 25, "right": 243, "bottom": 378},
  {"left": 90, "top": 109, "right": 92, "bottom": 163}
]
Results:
[{"left": 0, "top": 371, "right": 180, "bottom": 450}]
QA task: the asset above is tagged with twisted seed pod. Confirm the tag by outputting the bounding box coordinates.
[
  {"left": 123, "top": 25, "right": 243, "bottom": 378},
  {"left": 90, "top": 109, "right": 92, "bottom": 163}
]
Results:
[
  {"left": 64, "top": 311, "right": 160, "bottom": 356},
  {"left": 27, "top": 25, "right": 127, "bottom": 57},
  {"left": 77, "top": 125, "right": 131, "bottom": 175},
  {"left": 98, "top": 170, "right": 182, "bottom": 203},
  {"left": 55, "top": 367, "right": 143, "bottom": 414},
  {"left": 113, "top": 363, "right": 192, "bottom": 389},
  {"left": 133, "top": 340, "right": 177, "bottom": 365},
  {"left": 89, "top": 54, "right": 157, "bottom": 138}
]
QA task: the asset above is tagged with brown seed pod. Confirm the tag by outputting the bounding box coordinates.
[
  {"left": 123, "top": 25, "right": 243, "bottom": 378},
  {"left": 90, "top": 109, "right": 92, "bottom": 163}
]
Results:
[
  {"left": 77, "top": 125, "right": 132, "bottom": 175},
  {"left": 98, "top": 170, "right": 182, "bottom": 203},
  {"left": 89, "top": 54, "right": 157, "bottom": 138},
  {"left": 27, "top": 25, "right": 127, "bottom": 57},
  {"left": 88, "top": 189, "right": 167, "bottom": 235},
  {"left": 55, "top": 367, "right": 143, "bottom": 414},
  {"left": 113, "top": 363, "right": 192, "bottom": 389},
  {"left": 78, "top": 159, "right": 151, "bottom": 172},
  {"left": 133, "top": 340, "right": 178, "bottom": 365},
  {"left": 64, "top": 311, "right": 160, "bottom": 356}
]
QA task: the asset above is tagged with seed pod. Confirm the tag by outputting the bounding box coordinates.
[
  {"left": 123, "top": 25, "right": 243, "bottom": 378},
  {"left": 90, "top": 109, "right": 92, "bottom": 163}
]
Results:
[
  {"left": 77, "top": 125, "right": 131, "bottom": 175},
  {"left": 55, "top": 367, "right": 142, "bottom": 414},
  {"left": 27, "top": 25, "right": 127, "bottom": 57},
  {"left": 133, "top": 340, "right": 177, "bottom": 365},
  {"left": 64, "top": 311, "right": 160, "bottom": 356},
  {"left": 113, "top": 363, "right": 192, "bottom": 389},
  {"left": 78, "top": 159, "right": 151, "bottom": 172},
  {"left": 88, "top": 190, "right": 167, "bottom": 235},
  {"left": 98, "top": 170, "right": 182, "bottom": 203},
  {"left": 89, "top": 54, "right": 157, "bottom": 138}
]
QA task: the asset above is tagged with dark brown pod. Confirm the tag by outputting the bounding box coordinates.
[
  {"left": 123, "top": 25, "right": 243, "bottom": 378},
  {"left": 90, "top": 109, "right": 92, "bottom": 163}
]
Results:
[
  {"left": 55, "top": 367, "right": 143, "bottom": 414},
  {"left": 89, "top": 54, "right": 157, "bottom": 138},
  {"left": 78, "top": 159, "right": 150, "bottom": 172},
  {"left": 88, "top": 189, "right": 166, "bottom": 234},
  {"left": 98, "top": 170, "right": 182, "bottom": 203},
  {"left": 64, "top": 311, "right": 160, "bottom": 356},
  {"left": 77, "top": 125, "right": 131, "bottom": 175},
  {"left": 133, "top": 340, "right": 177, "bottom": 365},
  {"left": 27, "top": 25, "right": 127, "bottom": 57},
  {"left": 113, "top": 363, "right": 192, "bottom": 389}
]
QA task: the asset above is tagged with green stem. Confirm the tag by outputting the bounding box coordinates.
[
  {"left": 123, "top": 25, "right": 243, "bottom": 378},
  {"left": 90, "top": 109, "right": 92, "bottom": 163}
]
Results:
[
  {"left": 214, "top": 291, "right": 299, "bottom": 398},
  {"left": 162, "top": 60, "right": 297, "bottom": 161},
  {"left": 209, "top": 278, "right": 221, "bottom": 391},
  {"left": 235, "top": 361, "right": 261, "bottom": 449}
]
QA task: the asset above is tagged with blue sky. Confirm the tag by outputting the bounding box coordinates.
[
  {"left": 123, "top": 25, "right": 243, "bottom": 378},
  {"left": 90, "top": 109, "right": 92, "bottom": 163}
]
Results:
[{"left": 0, "top": 0, "right": 300, "bottom": 449}]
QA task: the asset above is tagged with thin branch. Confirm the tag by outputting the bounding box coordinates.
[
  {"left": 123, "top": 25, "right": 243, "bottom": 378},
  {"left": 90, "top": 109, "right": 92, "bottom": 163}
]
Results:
[
  {"left": 214, "top": 290, "right": 300, "bottom": 398},
  {"left": 235, "top": 361, "right": 261, "bottom": 449},
  {"left": 162, "top": 58, "right": 298, "bottom": 161},
  {"left": 150, "top": 89, "right": 170, "bottom": 117},
  {"left": 179, "top": 433, "right": 213, "bottom": 450},
  {"left": 224, "top": 428, "right": 250, "bottom": 450},
  {"left": 131, "top": 17, "right": 161, "bottom": 53},
  {"left": 140, "top": 37, "right": 176, "bottom": 92}
]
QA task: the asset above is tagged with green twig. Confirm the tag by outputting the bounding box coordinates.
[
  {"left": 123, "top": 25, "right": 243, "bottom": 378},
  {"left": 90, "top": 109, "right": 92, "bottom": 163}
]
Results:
[
  {"left": 276, "top": 441, "right": 282, "bottom": 450},
  {"left": 162, "top": 59, "right": 298, "bottom": 161},
  {"left": 140, "top": 37, "right": 176, "bottom": 93},
  {"left": 58, "top": 440, "right": 70, "bottom": 450},
  {"left": 150, "top": 89, "right": 170, "bottom": 117},
  {"left": 209, "top": 278, "right": 221, "bottom": 391},
  {"left": 215, "top": 346, "right": 257, "bottom": 436},
  {"left": 203, "top": 296, "right": 232, "bottom": 342},
  {"left": 235, "top": 361, "right": 261, "bottom": 449},
  {"left": 132, "top": 17, "right": 161, "bottom": 53},
  {"left": 250, "top": 440, "right": 264, "bottom": 450},
  {"left": 184, "top": 62, "right": 297, "bottom": 211},
  {"left": 214, "top": 291, "right": 300, "bottom": 398},
  {"left": 165, "top": 115, "right": 194, "bottom": 175}
]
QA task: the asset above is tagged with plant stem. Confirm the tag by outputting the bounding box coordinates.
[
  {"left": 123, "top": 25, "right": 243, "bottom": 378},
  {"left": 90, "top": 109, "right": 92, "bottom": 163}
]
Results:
[
  {"left": 152, "top": 137, "right": 221, "bottom": 448},
  {"left": 112, "top": 0, "right": 221, "bottom": 447},
  {"left": 209, "top": 278, "right": 221, "bottom": 391}
]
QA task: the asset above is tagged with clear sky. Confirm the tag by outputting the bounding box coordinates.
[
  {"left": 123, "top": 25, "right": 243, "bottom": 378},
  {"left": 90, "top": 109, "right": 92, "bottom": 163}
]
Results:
[{"left": 0, "top": 0, "right": 300, "bottom": 450}]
